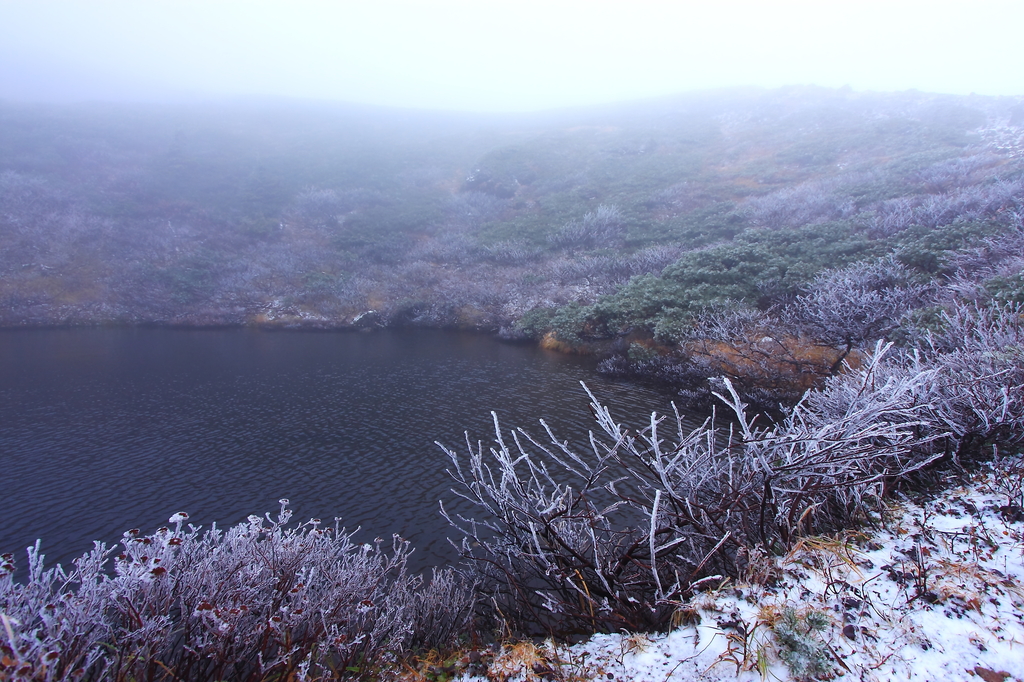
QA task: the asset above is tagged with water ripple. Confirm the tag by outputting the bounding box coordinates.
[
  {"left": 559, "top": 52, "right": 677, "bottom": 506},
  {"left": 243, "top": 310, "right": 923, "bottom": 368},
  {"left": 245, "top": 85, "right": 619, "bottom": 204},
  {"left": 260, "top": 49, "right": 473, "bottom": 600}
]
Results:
[{"left": 0, "top": 328, "right": 693, "bottom": 576}]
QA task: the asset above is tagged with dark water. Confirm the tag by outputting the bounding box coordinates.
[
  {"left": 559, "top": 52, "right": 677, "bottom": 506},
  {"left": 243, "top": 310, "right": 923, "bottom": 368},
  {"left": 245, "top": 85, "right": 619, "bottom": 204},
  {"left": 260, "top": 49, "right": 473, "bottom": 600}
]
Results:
[{"left": 0, "top": 327, "right": 684, "bottom": 576}]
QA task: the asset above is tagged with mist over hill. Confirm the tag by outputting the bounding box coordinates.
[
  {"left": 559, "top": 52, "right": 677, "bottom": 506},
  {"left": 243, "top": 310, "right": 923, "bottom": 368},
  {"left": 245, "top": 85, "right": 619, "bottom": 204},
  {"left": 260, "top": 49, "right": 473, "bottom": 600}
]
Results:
[{"left": 2, "top": 87, "right": 1022, "bottom": 344}]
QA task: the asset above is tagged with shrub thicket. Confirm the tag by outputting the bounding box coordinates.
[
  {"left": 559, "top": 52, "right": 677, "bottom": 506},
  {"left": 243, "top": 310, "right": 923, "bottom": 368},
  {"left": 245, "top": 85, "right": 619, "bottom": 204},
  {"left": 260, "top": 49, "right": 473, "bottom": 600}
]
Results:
[
  {"left": 0, "top": 503, "right": 473, "bottom": 681},
  {"left": 442, "top": 300, "right": 1023, "bottom": 637}
]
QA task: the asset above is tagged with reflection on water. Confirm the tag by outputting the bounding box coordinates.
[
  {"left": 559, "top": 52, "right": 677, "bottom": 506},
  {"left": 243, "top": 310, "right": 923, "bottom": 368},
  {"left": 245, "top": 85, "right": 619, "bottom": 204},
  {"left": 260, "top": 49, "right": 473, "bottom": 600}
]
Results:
[{"left": 0, "top": 328, "right": 687, "bottom": 575}]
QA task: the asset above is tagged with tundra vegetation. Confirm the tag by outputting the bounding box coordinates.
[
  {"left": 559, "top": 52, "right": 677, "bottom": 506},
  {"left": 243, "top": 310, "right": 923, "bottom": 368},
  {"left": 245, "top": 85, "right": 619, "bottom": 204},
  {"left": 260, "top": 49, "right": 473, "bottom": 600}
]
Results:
[{"left": 2, "top": 87, "right": 1024, "bottom": 679}]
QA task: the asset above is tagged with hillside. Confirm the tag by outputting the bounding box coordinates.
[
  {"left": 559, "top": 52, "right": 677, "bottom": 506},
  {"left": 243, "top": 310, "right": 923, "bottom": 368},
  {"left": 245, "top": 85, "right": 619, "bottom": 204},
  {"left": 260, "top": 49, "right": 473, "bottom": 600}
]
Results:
[{"left": 1, "top": 87, "right": 1020, "bottom": 332}]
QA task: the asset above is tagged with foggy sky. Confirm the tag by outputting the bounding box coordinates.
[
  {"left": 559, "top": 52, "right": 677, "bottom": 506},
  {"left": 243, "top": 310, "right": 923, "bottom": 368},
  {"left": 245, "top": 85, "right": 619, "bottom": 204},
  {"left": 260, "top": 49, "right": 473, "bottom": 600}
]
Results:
[{"left": 2, "top": 0, "right": 1022, "bottom": 112}]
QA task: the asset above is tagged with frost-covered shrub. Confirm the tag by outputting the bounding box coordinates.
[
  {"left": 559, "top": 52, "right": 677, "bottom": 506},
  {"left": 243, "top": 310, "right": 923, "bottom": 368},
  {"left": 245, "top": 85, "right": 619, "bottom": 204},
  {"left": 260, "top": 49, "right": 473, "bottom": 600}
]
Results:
[
  {"left": 444, "top": 296, "right": 1024, "bottom": 637},
  {"left": 0, "top": 543, "right": 111, "bottom": 681},
  {"left": 548, "top": 205, "right": 624, "bottom": 250},
  {"left": 407, "top": 568, "right": 477, "bottom": 652},
  {"left": 870, "top": 176, "right": 1024, "bottom": 236},
  {"left": 442, "top": 343, "right": 944, "bottom": 635},
  {"left": 483, "top": 239, "right": 540, "bottom": 266},
  {"left": 947, "top": 224, "right": 1024, "bottom": 301},
  {"left": 0, "top": 502, "right": 473, "bottom": 681},
  {"left": 545, "top": 246, "right": 681, "bottom": 287},
  {"left": 743, "top": 177, "right": 857, "bottom": 229},
  {"left": 409, "top": 233, "right": 476, "bottom": 266},
  {"left": 446, "top": 191, "right": 511, "bottom": 227},
  {"left": 914, "top": 153, "right": 999, "bottom": 192},
  {"left": 627, "top": 245, "right": 682, "bottom": 274},
  {"left": 918, "top": 302, "right": 1024, "bottom": 452},
  {"left": 788, "top": 257, "right": 931, "bottom": 359}
]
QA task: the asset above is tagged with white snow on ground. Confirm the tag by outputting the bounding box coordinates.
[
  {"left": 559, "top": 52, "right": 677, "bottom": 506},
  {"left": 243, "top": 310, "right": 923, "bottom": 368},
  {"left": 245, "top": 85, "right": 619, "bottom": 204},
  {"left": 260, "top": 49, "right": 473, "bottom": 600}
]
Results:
[{"left": 453, "top": 457, "right": 1024, "bottom": 682}]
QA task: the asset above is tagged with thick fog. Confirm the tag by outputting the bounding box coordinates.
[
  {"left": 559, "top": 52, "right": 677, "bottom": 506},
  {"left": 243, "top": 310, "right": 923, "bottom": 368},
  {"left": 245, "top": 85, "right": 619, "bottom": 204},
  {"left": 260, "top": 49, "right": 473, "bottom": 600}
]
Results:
[{"left": 2, "top": 0, "right": 1022, "bottom": 111}]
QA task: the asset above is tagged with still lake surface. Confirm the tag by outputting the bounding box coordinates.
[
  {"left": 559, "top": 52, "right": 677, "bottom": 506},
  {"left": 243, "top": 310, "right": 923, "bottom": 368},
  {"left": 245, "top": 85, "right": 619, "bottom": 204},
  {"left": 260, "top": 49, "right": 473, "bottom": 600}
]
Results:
[{"left": 0, "top": 327, "right": 685, "bottom": 575}]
